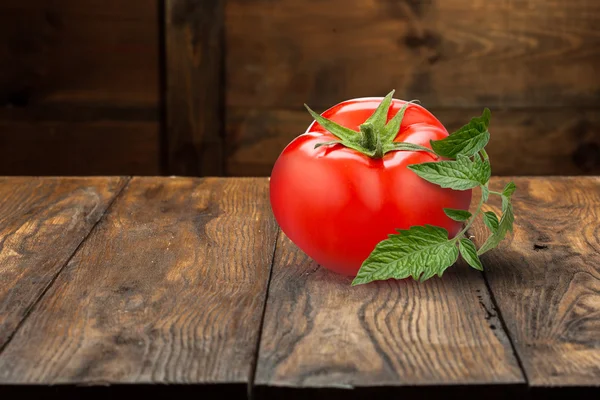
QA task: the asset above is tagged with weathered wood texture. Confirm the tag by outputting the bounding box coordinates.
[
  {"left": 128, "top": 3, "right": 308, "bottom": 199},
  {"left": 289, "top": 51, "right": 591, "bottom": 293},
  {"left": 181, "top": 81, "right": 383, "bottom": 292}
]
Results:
[
  {"left": 254, "top": 231, "right": 524, "bottom": 394},
  {"left": 0, "top": 0, "right": 158, "bottom": 107},
  {"left": 225, "top": 0, "right": 600, "bottom": 177},
  {"left": 0, "top": 121, "right": 159, "bottom": 176},
  {"left": 0, "top": 0, "right": 160, "bottom": 175},
  {"left": 0, "top": 178, "right": 278, "bottom": 389},
  {"left": 0, "top": 177, "right": 126, "bottom": 349},
  {"left": 226, "top": 108, "right": 600, "bottom": 177},
  {"left": 474, "top": 177, "right": 600, "bottom": 386},
  {"left": 226, "top": 0, "right": 600, "bottom": 109},
  {"left": 166, "top": 0, "right": 224, "bottom": 176}
]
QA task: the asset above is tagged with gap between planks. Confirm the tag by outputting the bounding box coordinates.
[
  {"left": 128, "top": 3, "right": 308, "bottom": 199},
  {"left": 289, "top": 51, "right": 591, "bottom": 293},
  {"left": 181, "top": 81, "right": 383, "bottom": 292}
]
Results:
[
  {"left": 465, "top": 227, "right": 531, "bottom": 387},
  {"left": 0, "top": 177, "right": 132, "bottom": 357},
  {"left": 248, "top": 227, "right": 281, "bottom": 400}
]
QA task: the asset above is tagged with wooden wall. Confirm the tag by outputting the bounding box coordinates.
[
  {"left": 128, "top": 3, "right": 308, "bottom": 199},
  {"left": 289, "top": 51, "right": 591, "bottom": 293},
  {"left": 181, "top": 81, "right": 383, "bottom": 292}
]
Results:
[
  {"left": 225, "top": 0, "right": 600, "bottom": 176},
  {"left": 0, "top": 0, "right": 161, "bottom": 175},
  {"left": 1, "top": 0, "right": 599, "bottom": 176}
]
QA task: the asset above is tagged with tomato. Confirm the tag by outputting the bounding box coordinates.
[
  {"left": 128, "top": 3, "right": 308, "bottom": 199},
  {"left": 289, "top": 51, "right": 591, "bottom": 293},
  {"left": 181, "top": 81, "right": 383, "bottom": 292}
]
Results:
[{"left": 269, "top": 97, "right": 472, "bottom": 276}]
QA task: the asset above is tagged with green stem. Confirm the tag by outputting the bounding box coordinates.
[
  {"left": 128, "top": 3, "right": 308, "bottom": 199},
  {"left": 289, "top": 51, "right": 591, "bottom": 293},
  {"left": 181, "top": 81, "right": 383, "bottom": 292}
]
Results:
[
  {"left": 489, "top": 190, "right": 503, "bottom": 196},
  {"left": 452, "top": 186, "right": 486, "bottom": 242},
  {"left": 359, "top": 123, "right": 384, "bottom": 159},
  {"left": 480, "top": 148, "right": 489, "bottom": 161}
]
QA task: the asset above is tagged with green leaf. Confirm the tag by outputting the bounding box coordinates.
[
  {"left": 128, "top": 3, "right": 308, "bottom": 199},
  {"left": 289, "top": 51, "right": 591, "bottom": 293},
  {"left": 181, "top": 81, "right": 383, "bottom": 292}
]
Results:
[
  {"left": 352, "top": 225, "right": 459, "bottom": 285},
  {"left": 363, "top": 90, "right": 395, "bottom": 132},
  {"left": 430, "top": 109, "right": 491, "bottom": 158},
  {"left": 502, "top": 181, "right": 516, "bottom": 197},
  {"left": 481, "top": 108, "right": 491, "bottom": 127},
  {"left": 304, "top": 104, "right": 360, "bottom": 143},
  {"left": 482, "top": 185, "right": 490, "bottom": 202},
  {"left": 459, "top": 239, "right": 483, "bottom": 271},
  {"left": 478, "top": 200, "right": 514, "bottom": 255},
  {"left": 444, "top": 208, "right": 472, "bottom": 222},
  {"left": 380, "top": 100, "right": 417, "bottom": 143},
  {"left": 483, "top": 211, "right": 499, "bottom": 233},
  {"left": 382, "top": 142, "right": 437, "bottom": 156},
  {"left": 408, "top": 154, "right": 491, "bottom": 191}
]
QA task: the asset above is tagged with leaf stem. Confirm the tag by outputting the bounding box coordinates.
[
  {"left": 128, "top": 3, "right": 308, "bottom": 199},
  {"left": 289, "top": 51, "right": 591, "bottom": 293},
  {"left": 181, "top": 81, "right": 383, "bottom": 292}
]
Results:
[
  {"left": 489, "top": 190, "right": 503, "bottom": 196},
  {"left": 452, "top": 186, "right": 486, "bottom": 242}
]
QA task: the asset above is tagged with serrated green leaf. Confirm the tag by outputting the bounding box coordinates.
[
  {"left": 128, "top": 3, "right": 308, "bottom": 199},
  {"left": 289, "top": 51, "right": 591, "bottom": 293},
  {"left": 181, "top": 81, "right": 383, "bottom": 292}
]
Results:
[
  {"left": 482, "top": 185, "right": 490, "bottom": 202},
  {"left": 478, "top": 201, "right": 514, "bottom": 255},
  {"left": 430, "top": 128, "right": 489, "bottom": 159},
  {"left": 430, "top": 109, "right": 491, "bottom": 158},
  {"left": 459, "top": 239, "right": 483, "bottom": 271},
  {"left": 444, "top": 208, "right": 472, "bottom": 222},
  {"left": 382, "top": 142, "right": 437, "bottom": 156},
  {"left": 483, "top": 211, "right": 499, "bottom": 233},
  {"left": 380, "top": 100, "right": 416, "bottom": 143},
  {"left": 408, "top": 154, "right": 491, "bottom": 190},
  {"left": 502, "top": 181, "right": 516, "bottom": 197},
  {"left": 363, "top": 90, "right": 395, "bottom": 132},
  {"left": 304, "top": 104, "right": 360, "bottom": 143},
  {"left": 352, "top": 225, "right": 459, "bottom": 285}
]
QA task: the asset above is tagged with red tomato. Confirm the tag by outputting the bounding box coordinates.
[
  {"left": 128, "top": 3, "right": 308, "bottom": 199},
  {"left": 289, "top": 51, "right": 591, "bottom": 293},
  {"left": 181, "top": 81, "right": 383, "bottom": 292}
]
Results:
[{"left": 270, "top": 97, "right": 472, "bottom": 276}]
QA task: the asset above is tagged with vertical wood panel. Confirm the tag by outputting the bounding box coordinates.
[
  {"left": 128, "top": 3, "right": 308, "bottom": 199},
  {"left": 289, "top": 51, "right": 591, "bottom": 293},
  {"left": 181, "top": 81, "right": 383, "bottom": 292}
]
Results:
[{"left": 166, "top": 0, "right": 224, "bottom": 176}]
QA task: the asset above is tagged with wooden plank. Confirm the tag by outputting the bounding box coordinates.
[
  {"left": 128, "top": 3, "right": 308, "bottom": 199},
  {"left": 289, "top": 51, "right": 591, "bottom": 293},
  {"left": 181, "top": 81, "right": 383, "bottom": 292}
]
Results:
[
  {"left": 254, "top": 230, "right": 525, "bottom": 395},
  {"left": 0, "top": 177, "right": 127, "bottom": 349},
  {"left": 0, "top": 121, "right": 160, "bottom": 175},
  {"left": 0, "top": 0, "right": 159, "bottom": 108},
  {"left": 226, "top": 107, "right": 600, "bottom": 176},
  {"left": 0, "top": 178, "right": 278, "bottom": 390},
  {"left": 166, "top": 0, "right": 224, "bottom": 176},
  {"left": 473, "top": 177, "right": 600, "bottom": 386},
  {"left": 226, "top": 0, "right": 600, "bottom": 109}
]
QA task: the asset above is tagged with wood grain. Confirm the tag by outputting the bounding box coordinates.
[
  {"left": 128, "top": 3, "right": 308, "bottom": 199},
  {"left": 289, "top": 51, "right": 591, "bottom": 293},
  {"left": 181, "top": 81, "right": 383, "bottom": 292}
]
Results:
[
  {"left": 166, "top": 0, "right": 224, "bottom": 176},
  {"left": 0, "top": 121, "right": 160, "bottom": 175},
  {"left": 0, "top": 0, "right": 159, "bottom": 108},
  {"left": 0, "top": 0, "right": 160, "bottom": 176},
  {"left": 0, "top": 177, "right": 127, "bottom": 349},
  {"left": 254, "top": 230, "right": 524, "bottom": 394},
  {"left": 226, "top": 0, "right": 600, "bottom": 109},
  {"left": 0, "top": 178, "right": 278, "bottom": 389},
  {"left": 226, "top": 108, "right": 600, "bottom": 176},
  {"left": 473, "top": 177, "right": 600, "bottom": 386}
]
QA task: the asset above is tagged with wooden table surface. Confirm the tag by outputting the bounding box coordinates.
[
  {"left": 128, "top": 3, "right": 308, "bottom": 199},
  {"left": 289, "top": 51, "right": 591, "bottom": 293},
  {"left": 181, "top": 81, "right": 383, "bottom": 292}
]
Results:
[{"left": 0, "top": 176, "right": 598, "bottom": 399}]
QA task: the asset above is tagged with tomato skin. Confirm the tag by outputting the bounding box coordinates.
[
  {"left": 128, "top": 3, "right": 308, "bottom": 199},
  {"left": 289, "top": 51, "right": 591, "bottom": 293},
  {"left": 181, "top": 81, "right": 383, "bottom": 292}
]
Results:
[{"left": 270, "top": 97, "right": 472, "bottom": 276}]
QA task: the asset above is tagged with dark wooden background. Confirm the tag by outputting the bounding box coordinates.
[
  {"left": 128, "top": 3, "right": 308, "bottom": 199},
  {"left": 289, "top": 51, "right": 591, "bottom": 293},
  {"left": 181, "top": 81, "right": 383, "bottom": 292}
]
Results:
[{"left": 1, "top": 0, "right": 599, "bottom": 177}]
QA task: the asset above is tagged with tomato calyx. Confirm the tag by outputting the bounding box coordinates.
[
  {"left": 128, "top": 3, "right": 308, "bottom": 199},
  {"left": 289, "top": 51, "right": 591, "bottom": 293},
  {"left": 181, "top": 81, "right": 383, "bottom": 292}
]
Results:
[{"left": 304, "top": 90, "right": 437, "bottom": 159}]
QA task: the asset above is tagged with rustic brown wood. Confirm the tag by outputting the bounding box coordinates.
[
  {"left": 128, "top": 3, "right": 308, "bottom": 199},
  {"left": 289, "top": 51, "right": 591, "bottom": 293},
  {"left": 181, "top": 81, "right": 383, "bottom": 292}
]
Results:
[
  {"left": 0, "top": 0, "right": 159, "bottom": 108},
  {"left": 254, "top": 230, "right": 525, "bottom": 394},
  {"left": 0, "top": 0, "right": 160, "bottom": 176},
  {"left": 0, "top": 177, "right": 127, "bottom": 349},
  {"left": 0, "top": 178, "right": 278, "bottom": 389},
  {"left": 226, "top": 108, "right": 600, "bottom": 176},
  {"left": 473, "top": 177, "right": 600, "bottom": 386},
  {"left": 166, "top": 0, "right": 224, "bottom": 176},
  {"left": 0, "top": 121, "right": 160, "bottom": 175},
  {"left": 226, "top": 0, "right": 600, "bottom": 109}
]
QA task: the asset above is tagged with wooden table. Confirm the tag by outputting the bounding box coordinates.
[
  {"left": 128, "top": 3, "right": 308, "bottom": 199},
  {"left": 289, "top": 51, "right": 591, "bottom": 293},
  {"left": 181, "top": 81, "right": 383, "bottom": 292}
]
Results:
[{"left": 0, "top": 176, "right": 598, "bottom": 399}]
